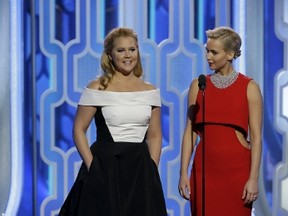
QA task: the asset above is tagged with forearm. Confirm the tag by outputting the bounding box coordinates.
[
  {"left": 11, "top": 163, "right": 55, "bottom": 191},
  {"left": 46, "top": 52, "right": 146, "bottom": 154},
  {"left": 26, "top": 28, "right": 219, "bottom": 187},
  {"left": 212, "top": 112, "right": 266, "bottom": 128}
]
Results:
[
  {"left": 146, "top": 106, "right": 162, "bottom": 166},
  {"left": 180, "top": 131, "right": 195, "bottom": 176},
  {"left": 73, "top": 130, "right": 93, "bottom": 169},
  {"left": 249, "top": 140, "right": 262, "bottom": 180},
  {"left": 180, "top": 145, "right": 192, "bottom": 176},
  {"left": 147, "top": 136, "right": 162, "bottom": 166}
]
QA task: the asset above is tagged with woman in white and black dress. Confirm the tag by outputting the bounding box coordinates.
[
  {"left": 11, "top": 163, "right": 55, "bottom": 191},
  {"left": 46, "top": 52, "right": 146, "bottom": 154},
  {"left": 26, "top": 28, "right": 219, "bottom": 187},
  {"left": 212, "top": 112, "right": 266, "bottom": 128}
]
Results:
[{"left": 59, "top": 27, "right": 167, "bottom": 216}]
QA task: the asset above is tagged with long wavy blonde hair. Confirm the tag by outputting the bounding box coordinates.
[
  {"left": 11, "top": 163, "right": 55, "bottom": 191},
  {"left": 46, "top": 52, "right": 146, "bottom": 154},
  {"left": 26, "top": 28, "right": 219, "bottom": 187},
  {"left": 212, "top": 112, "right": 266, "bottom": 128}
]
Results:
[{"left": 99, "top": 27, "right": 143, "bottom": 90}]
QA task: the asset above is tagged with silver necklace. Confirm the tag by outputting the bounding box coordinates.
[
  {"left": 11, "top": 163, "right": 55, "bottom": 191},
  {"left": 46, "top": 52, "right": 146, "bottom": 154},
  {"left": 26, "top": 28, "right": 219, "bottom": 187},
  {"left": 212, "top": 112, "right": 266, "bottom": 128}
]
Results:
[{"left": 210, "top": 70, "right": 238, "bottom": 89}]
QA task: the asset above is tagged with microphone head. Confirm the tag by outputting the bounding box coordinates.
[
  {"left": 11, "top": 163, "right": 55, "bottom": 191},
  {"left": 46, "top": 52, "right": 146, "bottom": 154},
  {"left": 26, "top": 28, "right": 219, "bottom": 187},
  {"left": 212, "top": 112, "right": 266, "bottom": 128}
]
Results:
[{"left": 198, "top": 74, "right": 206, "bottom": 90}]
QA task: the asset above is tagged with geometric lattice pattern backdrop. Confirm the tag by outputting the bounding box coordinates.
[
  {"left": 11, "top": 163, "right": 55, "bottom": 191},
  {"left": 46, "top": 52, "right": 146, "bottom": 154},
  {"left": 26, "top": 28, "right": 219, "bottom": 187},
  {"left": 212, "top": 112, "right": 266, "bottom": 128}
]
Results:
[{"left": 2, "top": 0, "right": 288, "bottom": 215}]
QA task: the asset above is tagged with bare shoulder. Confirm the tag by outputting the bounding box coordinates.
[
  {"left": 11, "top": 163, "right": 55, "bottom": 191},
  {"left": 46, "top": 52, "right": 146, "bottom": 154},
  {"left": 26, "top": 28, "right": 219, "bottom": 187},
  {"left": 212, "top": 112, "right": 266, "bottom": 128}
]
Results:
[
  {"left": 189, "top": 78, "right": 199, "bottom": 93},
  {"left": 185, "top": 78, "right": 199, "bottom": 105},
  {"left": 248, "top": 79, "right": 259, "bottom": 87},
  {"left": 247, "top": 80, "right": 261, "bottom": 93},
  {"left": 247, "top": 80, "right": 262, "bottom": 100},
  {"left": 191, "top": 78, "right": 199, "bottom": 88},
  {"left": 143, "top": 81, "right": 157, "bottom": 90},
  {"left": 86, "top": 79, "right": 101, "bottom": 90}
]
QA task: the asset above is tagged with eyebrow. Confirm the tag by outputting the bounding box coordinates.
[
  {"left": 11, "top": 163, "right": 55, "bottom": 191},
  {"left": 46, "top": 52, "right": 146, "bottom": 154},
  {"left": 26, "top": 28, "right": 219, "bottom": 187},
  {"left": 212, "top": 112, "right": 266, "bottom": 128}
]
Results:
[
  {"left": 205, "top": 47, "right": 218, "bottom": 52},
  {"left": 115, "top": 46, "right": 136, "bottom": 49}
]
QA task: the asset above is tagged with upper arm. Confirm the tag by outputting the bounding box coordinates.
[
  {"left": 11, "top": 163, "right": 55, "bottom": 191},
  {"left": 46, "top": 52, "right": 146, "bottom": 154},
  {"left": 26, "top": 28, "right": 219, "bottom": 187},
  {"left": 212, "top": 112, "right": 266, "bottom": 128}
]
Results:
[
  {"left": 147, "top": 106, "right": 162, "bottom": 141},
  {"left": 182, "top": 79, "right": 199, "bottom": 147},
  {"left": 145, "top": 82, "right": 160, "bottom": 137},
  {"left": 186, "top": 78, "right": 199, "bottom": 127},
  {"left": 73, "top": 105, "right": 97, "bottom": 134},
  {"left": 73, "top": 79, "right": 100, "bottom": 135},
  {"left": 247, "top": 80, "right": 263, "bottom": 140}
]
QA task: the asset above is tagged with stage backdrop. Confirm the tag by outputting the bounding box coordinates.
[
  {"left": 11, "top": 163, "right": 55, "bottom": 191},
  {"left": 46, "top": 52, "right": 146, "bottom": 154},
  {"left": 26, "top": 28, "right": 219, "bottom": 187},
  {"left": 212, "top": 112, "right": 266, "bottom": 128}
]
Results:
[{"left": 2, "top": 0, "right": 288, "bottom": 215}]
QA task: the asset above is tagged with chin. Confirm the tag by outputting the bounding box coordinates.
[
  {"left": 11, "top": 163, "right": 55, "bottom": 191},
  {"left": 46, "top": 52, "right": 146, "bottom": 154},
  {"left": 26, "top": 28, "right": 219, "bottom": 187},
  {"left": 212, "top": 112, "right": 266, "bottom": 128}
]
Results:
[{"left": 209, "top": 66, "right": 215, "bottom": 71}]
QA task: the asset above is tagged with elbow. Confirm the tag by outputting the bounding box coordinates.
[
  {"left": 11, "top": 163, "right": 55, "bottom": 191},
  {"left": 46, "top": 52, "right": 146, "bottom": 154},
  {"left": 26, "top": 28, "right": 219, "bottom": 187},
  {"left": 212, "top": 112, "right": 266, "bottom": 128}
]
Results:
[{"left": 73, "top": 125, "right": 86, "bottom": 143}]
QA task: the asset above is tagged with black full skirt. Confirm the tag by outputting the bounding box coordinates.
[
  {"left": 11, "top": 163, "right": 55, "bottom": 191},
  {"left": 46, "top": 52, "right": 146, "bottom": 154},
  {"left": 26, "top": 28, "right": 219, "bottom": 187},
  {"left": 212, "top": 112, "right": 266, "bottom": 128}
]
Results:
[{"left": 59, "top": 140, "right": 167, "bottom": 216}]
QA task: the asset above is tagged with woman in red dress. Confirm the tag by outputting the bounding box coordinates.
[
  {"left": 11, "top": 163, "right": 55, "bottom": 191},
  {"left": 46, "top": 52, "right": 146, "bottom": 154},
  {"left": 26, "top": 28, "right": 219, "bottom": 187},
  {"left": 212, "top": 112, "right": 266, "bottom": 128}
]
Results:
[{"left": 178, "top": 26, "right": 263, "bottom": 215}]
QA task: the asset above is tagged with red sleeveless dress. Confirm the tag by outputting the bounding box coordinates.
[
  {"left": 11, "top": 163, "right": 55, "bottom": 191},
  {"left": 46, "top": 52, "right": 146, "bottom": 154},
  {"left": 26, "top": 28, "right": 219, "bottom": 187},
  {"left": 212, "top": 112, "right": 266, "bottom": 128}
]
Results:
[{"left": 190, "top": 73, "right": 252, "bottom": 215}]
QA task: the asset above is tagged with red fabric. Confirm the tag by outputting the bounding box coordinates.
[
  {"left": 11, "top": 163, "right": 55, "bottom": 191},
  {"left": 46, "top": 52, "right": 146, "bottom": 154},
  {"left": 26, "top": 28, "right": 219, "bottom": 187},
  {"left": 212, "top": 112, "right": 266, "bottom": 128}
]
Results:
[{"left": 190, "top": 73, "right": 253, "bottom": 215}]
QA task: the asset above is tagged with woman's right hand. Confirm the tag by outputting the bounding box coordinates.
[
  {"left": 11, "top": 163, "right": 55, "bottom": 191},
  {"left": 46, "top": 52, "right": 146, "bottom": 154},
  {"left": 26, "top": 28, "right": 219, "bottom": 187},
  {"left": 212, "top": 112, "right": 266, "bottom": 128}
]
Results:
[{"left": 178, "top": 174, "right": 191, "bottom": 200}]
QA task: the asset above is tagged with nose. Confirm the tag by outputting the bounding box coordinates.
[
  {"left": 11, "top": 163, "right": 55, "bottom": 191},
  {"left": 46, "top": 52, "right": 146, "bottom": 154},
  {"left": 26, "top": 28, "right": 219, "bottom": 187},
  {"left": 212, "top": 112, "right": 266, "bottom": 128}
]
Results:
[
  {"left": 124, "top": 50, "right": 131, "bottom": 58},
  {"left": 206, "top": 52, "right": 211, "bottom": 60}
]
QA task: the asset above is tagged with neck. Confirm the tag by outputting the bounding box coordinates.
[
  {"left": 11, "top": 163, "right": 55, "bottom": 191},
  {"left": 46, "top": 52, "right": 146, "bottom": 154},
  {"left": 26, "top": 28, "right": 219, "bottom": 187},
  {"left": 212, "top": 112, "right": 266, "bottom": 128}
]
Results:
[
  {"left": 114, "top": 71, "right": 135, "bottom": 80},
  {"left": 215, "top": 68, "right": 235, "bottom": 76}
]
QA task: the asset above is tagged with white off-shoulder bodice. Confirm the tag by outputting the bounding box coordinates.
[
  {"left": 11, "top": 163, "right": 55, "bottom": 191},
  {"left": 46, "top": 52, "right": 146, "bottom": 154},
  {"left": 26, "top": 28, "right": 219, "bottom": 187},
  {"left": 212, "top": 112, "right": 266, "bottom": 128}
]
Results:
[{"left": 78, "top": 88, "right": 161, "bottom": 142}]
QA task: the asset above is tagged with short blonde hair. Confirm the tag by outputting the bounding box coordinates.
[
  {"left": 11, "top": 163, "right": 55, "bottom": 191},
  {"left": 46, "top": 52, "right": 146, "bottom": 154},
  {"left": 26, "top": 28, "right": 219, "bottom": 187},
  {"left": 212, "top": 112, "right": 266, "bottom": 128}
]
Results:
[
  {"left": 206, "top": 26, "right": 241, "bottom": 59},
  {"left": 99, "top": 27, "right": 143, "bottom": 90}
]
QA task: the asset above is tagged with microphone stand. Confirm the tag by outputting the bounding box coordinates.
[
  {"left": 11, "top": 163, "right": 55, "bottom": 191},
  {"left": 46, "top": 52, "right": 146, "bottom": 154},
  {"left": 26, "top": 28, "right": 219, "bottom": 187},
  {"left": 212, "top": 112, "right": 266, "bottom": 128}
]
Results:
[
  {"left": 201, "top": 88, "right": 205, "bottom": 216},
  {"left": 198, "top": 74, "right": 206, "bottom": 216}
]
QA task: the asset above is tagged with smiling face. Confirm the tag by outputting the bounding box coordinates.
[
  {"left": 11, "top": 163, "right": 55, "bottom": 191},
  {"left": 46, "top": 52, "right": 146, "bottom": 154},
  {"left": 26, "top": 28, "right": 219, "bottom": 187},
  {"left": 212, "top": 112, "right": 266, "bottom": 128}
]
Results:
[
  {"left": 205, "top": 38, "right": 234, "bottom": 72},
  {"left": 109, "top": 36, "right": 138, "bottom": 76}
]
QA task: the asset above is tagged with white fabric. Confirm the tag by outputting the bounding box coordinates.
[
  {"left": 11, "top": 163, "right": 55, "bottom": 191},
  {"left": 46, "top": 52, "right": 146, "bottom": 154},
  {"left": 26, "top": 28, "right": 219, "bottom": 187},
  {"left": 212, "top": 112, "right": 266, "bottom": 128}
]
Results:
[{"left": 78, "top": 88, "right": 161, "bottom": 142}]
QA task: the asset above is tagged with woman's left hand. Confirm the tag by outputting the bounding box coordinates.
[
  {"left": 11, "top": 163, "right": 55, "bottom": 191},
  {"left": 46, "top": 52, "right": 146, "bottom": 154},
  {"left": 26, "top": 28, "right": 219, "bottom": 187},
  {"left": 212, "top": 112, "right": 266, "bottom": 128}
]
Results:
[{"left": 242, "top": 179, "right": 259, "bottom": 205}]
